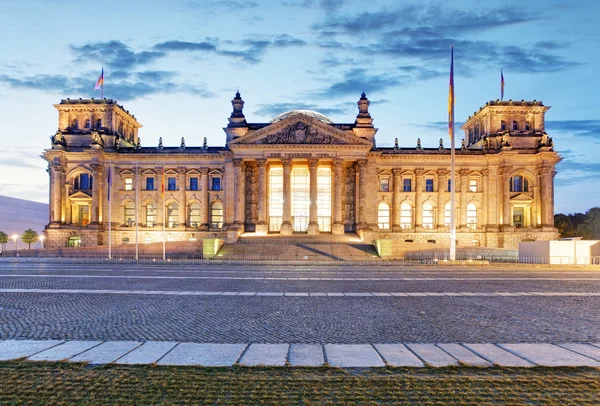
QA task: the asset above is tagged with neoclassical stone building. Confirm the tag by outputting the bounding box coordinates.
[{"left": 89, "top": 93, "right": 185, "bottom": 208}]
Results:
[{"left": 42, "top": 92, "right": 560, "bottom": 249}]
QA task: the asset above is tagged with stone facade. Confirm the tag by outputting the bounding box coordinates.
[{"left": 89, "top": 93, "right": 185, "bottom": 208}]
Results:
[{"left": 42, "top": 93, "right": 561, "bottom": 249}]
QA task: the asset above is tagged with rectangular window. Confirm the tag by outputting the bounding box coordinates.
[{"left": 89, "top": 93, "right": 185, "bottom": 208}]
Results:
[
  {"left": 379, "top": 178, "right": 389, "bottom": 192},
  {"left": 403, "top": 178, "right": 412, "bottom": 192},
  {"left": 469, "top": 179, "right": 478, "bottom": 192},
  {"left": 212, "top": 177, "right": 221, "bottom": 191},
  {"left": 425, "top": 179, "right": 434, "bottom": 192},
  {"left": 317, "top": 167, "right": 332, "bottom": 232},
  {"left": 67, "top": 236, "right": 81, "bottom": 247},
  {"left": 124, "top": 178, "right": 133, "bottom": 191},
  {"left": 167, "top": 177, "right": 177, "bottom": 191},
  {"left": 447, "top": 179, "right": 452, "bottom": 192},
  {"left": 189, "top": 177, "right": 199, "bottom": 191},
  {"left": 269, "top": 167, "right": 283, "bottom": 232},
  {"left": 146, "top": 177, "right": 154, "bottom": 191}
]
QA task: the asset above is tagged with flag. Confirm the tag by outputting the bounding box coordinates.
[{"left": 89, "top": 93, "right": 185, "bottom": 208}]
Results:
[
  {"left": 448, "top": 47, "right": 455, "bottom": 141},
  {"left": 107, "top": 165, "right": 112, "bottom": 202},
  {"left": 161, "top": 168, "right": 165, "bottom": 199},
  {"left": 94, "top": 68, "right": 104, "bottom": 91},
  {"left": 501, "top": 69, "right": 505, "bottom": 101}
]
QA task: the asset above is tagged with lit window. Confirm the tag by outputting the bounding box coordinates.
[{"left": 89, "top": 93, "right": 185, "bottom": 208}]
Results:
[
  {"left": 67, "top": 236, "right": 81, "bottom": 247},
  {"left": 467, "top": 203, "right": 477, "bottom": 229},
  {"left": 211, "top": 202, "right": 224, "bottom": 229},
  {"left": 124, "top": 201, "right": 135, "bottom": 226},
  {"left": 167, "top": 177, "right": 177, "bottom": 191},
  {"left": 167, "top": 202, "right": 178, "bottom": 228},
  {"left": 189, "top": 202, "right": 201, "bottom": 227},
  {"left": 74, "top": 173, "right": 93, "bottom": 191},
  {"left": 189, "top": 177, "right": 199, "bottom": 191},
  {"left": 425, "top": 179, "right": 434, "bottom": 192},
  {"left": 125, "top": 178, "right": 133, "bottom": 191},
  {"left": 269, "top": 167, "right": 283, "bottom": 232},
  {"left": 380, "top": 178, "right": 389, "bottom": 192},
  {"left": 400, "top": 202, "right": 413, "bottom": 229},
  {"left": 512, "top": 120, "right": 519, "bottom": 131},
  {"left": 212, "top": 177, "right": 221, "bottom": 191},
  {"left": 403, "top": 179, "right": 412, "bottom": 192},
  {"left": 146, "top": 203, "right": 156, "bottom": 227},
  {"left": 378, "top": 202, "right": 390, "bottom": 230},
  {"left": 317, "top": 167, "right": 332, "bottom": 232},
  {"left": 513, "top": 207, "right": 524, "bottom": 228},
  {"left": 445, "top": 201, "right": 451, "bottom": 226},
  {"left": 146, "top": 177, "right": 154, "bottom": 191},
  {"left": 423, "top": 202, "right": 434, "bottom": 229},
  {"left": 469, "top": 179, "right": 477, "bottom": 192}
]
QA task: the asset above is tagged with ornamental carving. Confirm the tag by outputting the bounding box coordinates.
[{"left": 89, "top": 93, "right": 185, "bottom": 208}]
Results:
[
  {"left": 458, "top": 169, "right": 470, "bottom": 177},
  {"left": 344, "top": 164, "right": 356, "bottom": 223},
  {"left": 261, "top": 122, "right": 344, "bottom": 144},
  {"left": 89, "top": 164, "right": 104, "bottom": 174},
  {"left": 256, "top": 159, "right": 267, "bottom": 168},
  {"left": 51, "top": 164, "right": 66, "bottom": 173},
  {"left": 245, "top": 165, "right": 258, "bottom": 223}
]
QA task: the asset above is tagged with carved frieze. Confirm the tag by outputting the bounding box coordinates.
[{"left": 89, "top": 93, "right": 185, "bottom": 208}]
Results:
[{"left": 262, "top": 122, "right": 344, "bottom": 144}]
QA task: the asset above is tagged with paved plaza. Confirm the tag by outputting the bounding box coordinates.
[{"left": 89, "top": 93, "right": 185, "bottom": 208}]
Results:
[{"left": 1, "top": 262, "right": 600, "bottom": 367}]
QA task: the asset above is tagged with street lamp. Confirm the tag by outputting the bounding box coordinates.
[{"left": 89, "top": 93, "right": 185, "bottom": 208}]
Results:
[
  {"left": 11, "top": 234, "right": 18, "bottom": 252},
  {"left": 39, "top": 235, "right": 45, "bottom": 249}
]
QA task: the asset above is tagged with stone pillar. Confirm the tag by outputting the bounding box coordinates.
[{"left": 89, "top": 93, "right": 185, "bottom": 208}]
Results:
[
  {"left": 233, "top": 159, "right": 245, "bottom": 230},
  {"left": 256, "top": 159, "right": 268, "bottom": 235},
  {"left": 414, "top": 168, "right": 424, "bottom": 230},
  {"left": 200, "top": 168, "right": 209, "bottom": 229},
  {"left": 50, "top": 164, "right": 65, "bottom": 224},
  {"left": 391, "top": 168, "right": 402, "bottom": 231},
  {"left": 487, "top": 166, "right": 499, "bottom": 231},
  {"left": 280, "top": 159, "right": 293, "bottom": 235},
  {"left": 178, "top": 168, "right": 186, "bottom": 227},
  {"left": 332, "top": 159, "right": 345, "bottom": 235},
  {"left": 436, "top": 169, "right": 447, "bottom": 229},
  {"left": 65, "top": 184, "right": 72, "bottom": 224},
  {"left": 459, "top": 168, "right": 470, "bottom": 230},
  {"left": 499, "top": 166, "right": 512, "bottom": 230},
  {"left": 307, "top": 158, "right": 320, "bottom": 235},
  {"left": 90, "top": 164, "right": 102, "bottom": 224},
  {"left": 356, "top": 159, "right": 368, "bottom": 230},
  {"left": 481, "top": 169, "right": 489, "bottom": 229},
  {"left": 540, "top": 167, "right": 554, "bottom": 228}
]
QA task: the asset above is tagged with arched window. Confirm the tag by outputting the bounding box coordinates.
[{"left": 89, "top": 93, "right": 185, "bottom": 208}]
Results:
[
  {"left": 84, "top": 119, "right": 91, "bottom": 129},
  {"left": 500, "top": 120, "right": 506, "bottom": 131},
  {"left": 211, "top": 202, "right": 224, "bottom": 229},
  {"left": 167, "top": 202, "right": 179, "bottom": 228},
  {"left": 123, "top": 201, "right": 135, "bottom": 226},
  {"left": 445, "top": 201, "right": 452, "bottom": 227},
  {"left": 97, "top": 118, "right": 102, "bottom": 129},
  {"left": 512, "top": 120, "right": 519, "bottom": 131},
  {"left": 73, "top": 173, "right": 93, "bottom": 191},
  {"left": 467, "top": 203, "right": 477, "bottom": 229},
  {"left": 510, "top": 175, "right": 529, "bottom": 192},
  {"left": 423, "top": 202, "right": 434, "bottom": 229},
  {"left": 400, "top": 202, "right": 413, "bottom": 229},
  {"left": 72, "top": 118, "right": 79, "bottom": 129},
  {"left": 525, "top": 121, "right": 531, "bottom": 131},
  {"left": 146, "top": 203, "right": 156, "bottom": 227},
  {"left": 377, "top": 202, "right": 390, "bottom": 230},
  {"left": 188, "top": 202, "right": 201, "bottom": 228}
]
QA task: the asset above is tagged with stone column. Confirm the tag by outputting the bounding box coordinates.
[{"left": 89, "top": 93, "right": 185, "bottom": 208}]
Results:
[
  {"left": 436, "top": 169, "right": 447, "bottom": 228},
  {"left": 499, "top": 166, "right": 512, "bottom": 230},
  {"left": 50, "top": 164, "right": 65, "bottom": 224},
  {"left": 307, "top": 158, "right": 320, "bottom": 235},
  {"left": 178, "top": 168, "right": 186, "bottom": 227},
  {"left": 356, "top": 159, "right": 368, "bottom": 229},
  {"left": 200, "top": 168, "right": 209, "bottom": 229},
  {"left": 280, "top": 159, "right": 293, "bottom": 235},
  {"left": 332, "top": 159, "right": 345, "bottom": 235},
  {"left": 481, "top": 169, "right": 489, "bottom": 229},
  {"left": 459, "top": 168, "right": 470, "bottom": 230},
  {"left": 392, "top": 168, "right": 402, "bottom": 231},
  {"left": 90, "top": 164, "right": 102, "bottom": 224},
  {"left": 65, "top": 184, "right": 72, "bottom": 224},
  {"left": 256, "top": 159, "right": 268, "bottom": 235},
  {"left": 233, "top": 159, "right": 245, "bottom": 230},
  {"left": 540, "top": 167, "right": 555, "bottom": 228},
  {"left": 414, "top": 168, "right": 424, "bottom": 230}
]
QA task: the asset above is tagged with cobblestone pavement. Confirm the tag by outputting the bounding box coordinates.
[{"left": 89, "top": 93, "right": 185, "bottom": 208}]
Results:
[{"left": 1, "top": 263, "right": 599, "bottom": 344}]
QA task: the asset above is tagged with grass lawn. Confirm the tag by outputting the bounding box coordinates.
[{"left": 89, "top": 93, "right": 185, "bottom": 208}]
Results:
[{"left": 1, "top": 361, "right": 599, "bottom": 405}]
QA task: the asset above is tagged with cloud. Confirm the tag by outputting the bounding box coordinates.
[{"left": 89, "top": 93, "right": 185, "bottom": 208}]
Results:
[
  {"left": 70, "top": 41, "right": 165, "bottom": 71},
  {"left": 555, "top": 160, "right": 600, "bottom": 187},
  {"left": 153, "top": 40, "right": 218, "bottom": 52},
  {"left": 546, "top": 120, "right": 600, "bottom": 139},
  {"left": 0, "top": 149, "right": 45, "bottom": 169}
]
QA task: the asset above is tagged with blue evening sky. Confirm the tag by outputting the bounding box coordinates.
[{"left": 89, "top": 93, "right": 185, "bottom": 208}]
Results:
[{"left": 0, "top": 0, "right": 598, "bottom": 214}]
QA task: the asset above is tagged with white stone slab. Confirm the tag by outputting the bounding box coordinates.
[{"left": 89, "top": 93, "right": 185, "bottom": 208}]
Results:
[
  {"left": 325, "top": 344, "right": 385, "bottom": 367},
  {"left": 157, "top": 343, "right": 246, "bottom": 366},
  {"left": 29, "top": 341, "right": 102, "bottom": 361},
  {"left": 288, "top": 344, "right": 324, "bottom": 367},
  {"left": 463, "top": 344, "right": 534, "bottom": 367},
  {"left": 500, "top": 344, "right": 600, "bottom": 367},
  {"left": 374, "top": 344, "right": 424, "bottom": 367},
  {"left": 437, "top": 344, "right": 492, "bottom": 367},
  {"left": 240, "top": 344, "right": 289, "bottom": 366},
  {"left": 0, "top": 340, "right": 64, "bottom": 361},
  {"left": 557, "top": 343, "right": 600, "bottom": 361},
  {"left": 71, "top": 341, "right": 141, "bottom": 364},
  {"left": 116, "top": 341, "right": 178, "bottom": 364},
  {"left": 406, "top": 344, "right": 458, "bottom": 367}
]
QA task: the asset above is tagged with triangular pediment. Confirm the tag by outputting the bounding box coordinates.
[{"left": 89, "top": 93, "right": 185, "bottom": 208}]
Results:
[
  {"left": 510, "top": 193, "right": 534, "bottom": 202},
  {"left": 69, "top": 191, "right": 92, "bottom": 200},
  {"left": 229, "top": 114, "right": 372, "bottom": 147}
]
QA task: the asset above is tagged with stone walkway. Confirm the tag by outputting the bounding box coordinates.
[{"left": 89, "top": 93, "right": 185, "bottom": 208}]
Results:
[{"left": 2, "top": 340, "right": 600, "bottom": 367}]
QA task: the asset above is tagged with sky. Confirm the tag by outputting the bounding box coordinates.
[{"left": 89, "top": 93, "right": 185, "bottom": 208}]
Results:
[{"left": 0, "top": 0, "right": 598, "bottom": 214}]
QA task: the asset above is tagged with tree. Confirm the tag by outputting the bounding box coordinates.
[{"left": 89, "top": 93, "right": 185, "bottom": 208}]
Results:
[
  {"left": 577, "top": 207, "right": 600, "bottom": 240},
  {"left": 21, "top": 229, "right": 39, "bottom": 250},
  {"left": 0, "top": 231, "right": 7, "bottom": 251}
]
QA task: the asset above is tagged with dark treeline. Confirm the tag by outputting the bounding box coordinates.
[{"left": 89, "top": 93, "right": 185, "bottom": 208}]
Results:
[{"left": 555, "top": 207, "right": 600, "bottom": 239}]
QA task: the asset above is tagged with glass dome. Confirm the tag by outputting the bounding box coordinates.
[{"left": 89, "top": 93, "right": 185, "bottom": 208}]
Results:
[{"left": 270, "top": 109, "right": 333, "bottom": 124}]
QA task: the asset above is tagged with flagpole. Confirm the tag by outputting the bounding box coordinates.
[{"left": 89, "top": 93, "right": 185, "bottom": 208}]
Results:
[
  {"left": 108, "top": 161, "right": 112, "bottom": 260},
  {"left": 162, "top": 161, "right": 166, "bottom": 261},
  {"left": 135, "top": 161, "right": 139, "bottom": 261},
  {"left": 449, "top": 47, "right": 456, "bottom": 262}
]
